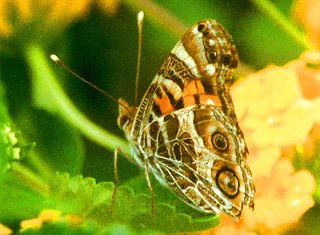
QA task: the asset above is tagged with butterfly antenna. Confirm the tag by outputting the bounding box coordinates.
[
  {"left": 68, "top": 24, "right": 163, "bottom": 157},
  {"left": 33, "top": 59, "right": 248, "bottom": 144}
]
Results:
[
  {"left": 134, "top": 11, "right": 144, "bottom": 107},
  {"left": 50, "top": 54, "right": 120, "bottom": 105}
]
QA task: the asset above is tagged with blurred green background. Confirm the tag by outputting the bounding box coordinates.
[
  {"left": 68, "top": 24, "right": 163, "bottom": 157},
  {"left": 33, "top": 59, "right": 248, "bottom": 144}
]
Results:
[
  {"left": 2, "top": 0, "right": 302, "bottom": 180},
  {"left": 59, "top": 0, "right": 297, "bottom": 179},
  {"left": 1, "top": 0, "right": 316, "bottom": 233}
]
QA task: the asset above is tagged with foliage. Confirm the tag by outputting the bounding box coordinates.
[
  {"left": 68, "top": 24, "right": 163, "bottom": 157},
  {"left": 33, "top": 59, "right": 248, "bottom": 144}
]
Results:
[{"left": 0, "top": 0, "right": 319, "bottom": 234}]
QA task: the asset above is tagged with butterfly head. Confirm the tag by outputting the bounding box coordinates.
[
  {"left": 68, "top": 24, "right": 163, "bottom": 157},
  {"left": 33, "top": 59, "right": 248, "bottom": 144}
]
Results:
[{"left": 118, "top": 98, "right": 137, "bottom": 136}]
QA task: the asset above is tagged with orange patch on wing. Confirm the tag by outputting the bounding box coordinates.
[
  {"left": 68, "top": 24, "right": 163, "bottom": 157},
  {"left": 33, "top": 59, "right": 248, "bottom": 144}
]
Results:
[
  {"left": 154, "top": 80, "right": 222, "bottom": 113},
  {"left": 183, "top": 80, "right": 204, "bottom": 96},
  {"left": 154, "top": 97, "right": 174, "bottom": 115},
  {"left": 183, "top": 95, "right": 196, "bottom": 106},
  {"left": 183, "top": 80, "right": 204, "bottom": 106},
  {"left": 183, "top": 94, "right": 221, "bottom": 107},
  {"left": 182, "top": 80, "right": 222, "bottom": 107}
]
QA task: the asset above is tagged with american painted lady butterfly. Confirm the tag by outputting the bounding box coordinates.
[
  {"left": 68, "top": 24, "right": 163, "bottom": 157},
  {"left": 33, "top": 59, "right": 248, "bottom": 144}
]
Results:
[{"left": 118, "top": 19, "right": 255, "bottom": 220}]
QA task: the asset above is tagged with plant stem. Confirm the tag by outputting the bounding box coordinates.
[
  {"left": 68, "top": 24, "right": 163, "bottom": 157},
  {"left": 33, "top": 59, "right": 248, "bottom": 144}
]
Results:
[
  {"left": 27, "top": 150, "right": 53, "bottom": 181},
  {"left": 250, "top": 0, "right": 312, "bottom": 50},
  {"left": 124, "top": 0, "right": 187, "bottom": 37},
  {"left": 12, "top": 163, "right": 50, "bottom": 195},
  {"left": 25, "top": 44, "right": 130, "bottom": 155}
]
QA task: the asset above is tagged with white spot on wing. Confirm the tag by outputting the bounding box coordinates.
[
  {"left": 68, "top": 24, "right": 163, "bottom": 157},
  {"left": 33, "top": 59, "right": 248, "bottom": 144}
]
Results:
[
  {"left": 173, "top": 43, "right": 199, "bottom": 77},
  {"left": 192, "top": 26, "right": 198, "bottom": 35},
  {"left": 218, "top": 37, "right": 227, "bottom": 46},
  {"left": 172, "top": 41, "right": 182, "bottom": 53},
  {"left": 208, "top": 39, "right": 215, "bottom": 46},
  {"left": 205, "top": 64, "right": 216, "bottom": 76},
  {"left": 163, "top": 79, "right": 182, "bottom": 99},
  {"left": 207, "top": 99, "right": 214, "bottom": 105},
  {"left": 206, "top": 20, "right": 212, "bottom": 28}
]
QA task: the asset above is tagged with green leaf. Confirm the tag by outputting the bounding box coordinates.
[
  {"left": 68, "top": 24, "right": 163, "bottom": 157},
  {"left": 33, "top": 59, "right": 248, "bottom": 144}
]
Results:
[
  {"left": 293, "top": 141, "right": 320, "bottom": 204},
  {"left": 0, "top": 172, "right": 52, "bottom": 224},
  {"left": 309, "top": 141, "right": 320, "bottom": 203},
  {"left": 0, "top": 73, "right": 82, "bottom": 176},
  {"left": 18, "top": 220, "right": 162, "bottom": 235},
  {"left": 48, "top": 173, "right": 113, "bottom": 217},
  {"left": 0, "top": 81, "right": 33, "bottom": 173},
  {"left": 0, "top": 82, "right": 12, "bottom": 173},
  {"left": 122, "top": 174, "right": 220, "bottom": 233},
  {"left": 46, "top": 173, "right": 219, "bottom": 233}
]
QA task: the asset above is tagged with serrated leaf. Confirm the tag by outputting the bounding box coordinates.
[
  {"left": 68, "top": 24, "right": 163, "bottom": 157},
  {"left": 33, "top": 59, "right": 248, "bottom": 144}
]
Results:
[
  {"left": 18, "top": 220, "right": 162, "bottom": 235},
  {"left": 48, "top": 173, "right": 219, "bottom": 233},
  {"left": 48, "top": 173, "right": 113, "bottom": 220},
  {"left": 0, "top": 173, "right": 52, "bottom": 224},
  {"left": 120, "top": 174, "right": 220, "bottom": 233}
]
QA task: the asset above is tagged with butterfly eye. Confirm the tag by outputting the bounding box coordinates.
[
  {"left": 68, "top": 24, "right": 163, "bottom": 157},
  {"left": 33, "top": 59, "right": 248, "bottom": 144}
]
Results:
[
  {"left": 215, "top": 168, "right": 239, "bottom": 198},
  {"left": 212, "top": 132, "right": 228, "bottom": 151}
]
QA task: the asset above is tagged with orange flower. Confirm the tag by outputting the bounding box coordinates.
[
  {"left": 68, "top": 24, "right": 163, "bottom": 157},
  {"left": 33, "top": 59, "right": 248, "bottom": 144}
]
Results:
[
  {"left": 233, "top": 65, "right": 317, "bottom": 150},
  {"left": 204, "top": 157, "right": 315, "bottom": 235},
  {"left": 96, "top": 0, "right": 120, "bottom": 16},
  {"left": 197, "top": 51, "right": 319, "bottom": 235},
  {"left": 0, "top": 224, "right": 12, "bottom": 235},
  {"left": 286, "top": 51, "right": 320, "bottom": 156},
  {"left": 293, "top": 0, "right": 320, "bottom": 49},
  {"left": 245, "top": 159, "right": 314, "bottom": 230},
  {"left": 287, "top": 51, "right": 320, "bottom": 100}
]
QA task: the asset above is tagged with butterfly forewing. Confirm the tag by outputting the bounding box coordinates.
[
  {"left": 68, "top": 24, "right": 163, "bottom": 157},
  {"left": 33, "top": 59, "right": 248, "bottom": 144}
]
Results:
[{"left": 118, "top": 19, "right": 255, "bottom": 220}]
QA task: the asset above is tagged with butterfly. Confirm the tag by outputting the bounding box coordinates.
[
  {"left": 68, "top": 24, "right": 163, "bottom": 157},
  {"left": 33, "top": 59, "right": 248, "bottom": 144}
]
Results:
[{"left": 117, "top": 19, "right": 255, "bottom": 220}]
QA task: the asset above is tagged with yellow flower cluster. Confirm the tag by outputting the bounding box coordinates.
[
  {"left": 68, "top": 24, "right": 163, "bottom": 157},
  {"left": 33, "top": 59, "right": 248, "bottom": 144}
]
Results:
[
  {"left": 0, "top": 0, "right": 91, "bottom": 37},
  {"left": 20, "top": 209, "right": 81, "bottom": 232},
  {"left": 0, "top": 0, "right": 119, "bottom": 37},
  {"left": 197, "top": 51, "right": 320, "bottom": 235}
]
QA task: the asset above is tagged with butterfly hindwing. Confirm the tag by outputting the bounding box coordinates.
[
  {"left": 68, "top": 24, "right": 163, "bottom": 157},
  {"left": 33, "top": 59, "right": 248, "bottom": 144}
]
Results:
[{"left": 118, "top": 19, "right": 255, "bottom": 220}]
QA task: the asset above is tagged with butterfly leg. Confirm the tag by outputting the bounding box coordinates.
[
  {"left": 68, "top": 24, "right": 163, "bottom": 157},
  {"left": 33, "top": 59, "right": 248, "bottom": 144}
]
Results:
[
  {"left": 110, "top": 148, "right": 155, "bottom": 217},
  {"left": 143, "top": 158, "right": 156, "bottom": 217},
  {"left": 110, "top": 147, "right": 126, "bottom": 217}
]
